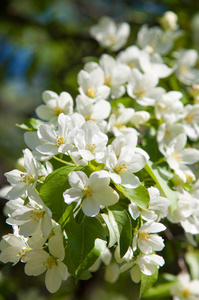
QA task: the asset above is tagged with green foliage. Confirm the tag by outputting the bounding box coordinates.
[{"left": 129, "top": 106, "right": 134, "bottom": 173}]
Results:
[
  {"left": 64, "top": 215, "right": 107, "bottom": 281},
  {"left": 115, "top": 184, "right": 150, "bottom": 209},
  {"left": 16, "top": 118, "right": 44, "bottom": 131},
  {"left": 140, "top": 268, "right": 159, "bottom": 299},
  {"left": 145, "top": 161, "right": 178, "bottom": 213},
  {"left": 106, "top": 208, "right": 132, "bottom": 257},
  {"left": 39, "top": 165, "right": 79, "bottom": 222}
]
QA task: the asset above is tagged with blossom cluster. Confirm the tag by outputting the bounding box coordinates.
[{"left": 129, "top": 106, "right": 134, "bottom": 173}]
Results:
[{"left": 1, "top": 11, "right": 199, "bottom": 298}]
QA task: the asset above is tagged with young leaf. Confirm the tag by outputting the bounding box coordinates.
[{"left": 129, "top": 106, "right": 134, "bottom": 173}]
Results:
[
  {"left": 115, "top": 184, "right": 150, "bottom": 209},
  {"left": 140, "top": 267, "right": 158, "bottom": 299},
  {"left": 144, "top": 161, "right": 178, "bottom": 213},
  {"left": 16, "top": 118, "right": 44, "bottom": 131},
  {"left": 107, "top": 208, "right": 132, "bottom": 257},
  {"left": 39, "top": 165, "right": 79, "bottom": 222},
  {"left": 64, "top": 215, "right": 107, "bottom": 280}
]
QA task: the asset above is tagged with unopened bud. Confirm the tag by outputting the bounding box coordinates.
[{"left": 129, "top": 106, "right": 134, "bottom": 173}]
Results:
[{"left": 159, "top": 11, "right": 178, "bottom": 31}]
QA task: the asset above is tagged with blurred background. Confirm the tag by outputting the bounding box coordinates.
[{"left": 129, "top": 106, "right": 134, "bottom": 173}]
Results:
[{"left": 0, "top": 0, "right": 199, "bottom": 299}]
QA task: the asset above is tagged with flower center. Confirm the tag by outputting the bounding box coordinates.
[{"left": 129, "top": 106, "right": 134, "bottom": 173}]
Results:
[
  {"left": 104, "top": 74, "right": 111, "bottom": 86},
  {"left": 30, "top": 210, "right": 44, "bottom": 223},
  {"left": 84, "top": 186, "right": 93, "bottom": 198},
  {"left": 20, "top": 173, "right": 35, "bottom": 184},
  {"left": 128, "top": 62, "right": 136, "bottom": 69},
  {"left": 54, "top": 107, "right": 63, "bottom": 116},
  {"left": 55, "top": 135, "right": 65, "bottom": 147},
  {"left": 185, "top": 114, "right": 194, "bottom": 124},
  {"left": 43, "top": 256, "right": 56, "bottom": 270},
  {"left": 107, "top": 35, "right": 115, "bottom": 46},
  {"left": 180, "top": 65, "right": 188, "bottom": 75},
  {"left": 140, "top": 231, "right": 150, "bottom": 241},
  {"left": 182, "top": 288, "right": 190, "bottom": 297},
  {"left": 134, "top": 87, "right": 146, "bottom": 98},
  {"left": 86, "top": 143, "right": 96, "bottom": 154},
  {"left": 171, "top": 150, "right": 182, "bottom": 162},
  {"left": 115, "top": 123, "right": 126, "bottom": 130},
  {"left": 115, "top": 163, "right": 128, "bottom": 173},
  {"left": 87, "top": 88, "right": 95, "bottom": 98}
]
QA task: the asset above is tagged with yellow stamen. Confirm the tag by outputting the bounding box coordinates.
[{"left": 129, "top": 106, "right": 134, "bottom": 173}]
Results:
[
  {"left": 20, "top": 173, "right": 35, "bottom": 184},
  {"left": 86, "top": 143, "right": 96, "bottom": 154},
  {"left": 171, "top": 150, "right": 182, "bottom": 162},
  {"left": 185, "top": 114, "right": 194, "bottom": 124},
  {"left": 55, "top": 136, "right": 65, "bottom": 147},
  {"left": 182, "top": 288, "right": 190, "bottom": 297},
  {"left": 104, "top": 74, "right": 111, "bottom": 86},
  {"left": 115, "top": 163, "right": 128, "bottom": 173},
  {"left": 43, "top": 257, "right": 56, "bottom": 270},
  {"left": 54, "top": 107, "right": 63, "bottom": 115},
  {"left": 140, "top": 231, "right": 150, "bottom": 241},
  {"left": 84, "top": 186, "right": 93, "bottom": 198},
  {"left": 87, "top": 88, "right": 95, "bottom": 98},
  {"left": 134, "top": 87, "right": 146, "bottom": 98}
]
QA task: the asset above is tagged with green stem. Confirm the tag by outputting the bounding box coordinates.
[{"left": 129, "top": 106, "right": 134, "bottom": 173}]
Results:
[
  {"left": 53, "top": 155, "right": 74, "bottom": 166},
  {"left": 67, "top": 152, "right": 78, "bottom": 167},
  {"left": 154, "top": 157, "right": 166, "bottom": 165}
]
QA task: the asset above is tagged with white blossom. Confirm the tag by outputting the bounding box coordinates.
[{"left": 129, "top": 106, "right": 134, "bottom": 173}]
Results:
[
  {"left": 24, "top": 228, "right": 68, "bottom": 293},
  {"left": 137, "top": 24, "right": 181, "bottom": 55},
  {"left": 0, "top": 229, "right": 31, "bottom": 265},
  {"left": 89, "top": 16, "right": 130, "bottom": 51},
  {"left": 99, "top": 54, "right": 130, "bottom": 98},
  {"left": 6, "top": 191, "right": 52, "bottom": 237},
  {"left": 108, "top": 104, "right": 138, "bottom": 137},
  {"left": 75, "top": 94, "right": 111, "bottom": 131},
  {"left": 127, "top": 68, "right": 165, "bottom": 106},
  {"left": 181, "top": 104, "right": 199, "bottom": 141},
  {"left": 63, "top": 170, "right": 119, "bottom": 217},
  {"left": 154, "top": 91, "right": 184, "bottom": 122},
  {"left": 77, "top": 67, "right": 110, "bottom": 101},
  {"left": 174, "top": 49, "right": 199, "bottom": 85},
  {"left": 170, "top": 272, "right": 199, "bottom": 300},
  {"left": 36, "top": 113, "right": 85, "bottom": 156},
  {"left": 168, "top": 188, "right": 199, "bottom": 234},
  {"left": 160, "top": 133, "right": 199, "bottom": 179},
  {"left": 73, "top": 121, "right": 108, "bottom": 162},
  {"left": 133, "top": 221, "right": 166, "bottom": 254},
  {"left": 5, "top": 149, "right": 41, "bottom": 199},
  {"left": 36, "top": 90, "right": 74, "bottom": 122},
  {"left": 139, "top": 50, "right": 173, "bottom": 78},
  {"left": 104, "top": 134, "right": 148, "bottom": 189},
  {"left": 117, "top": 45, "right": 141, "bottom": 70}
]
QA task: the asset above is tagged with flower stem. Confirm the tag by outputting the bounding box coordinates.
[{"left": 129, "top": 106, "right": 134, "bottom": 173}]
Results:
[{"left": 53, "top": 155, "right": 74, "bottom": 166}]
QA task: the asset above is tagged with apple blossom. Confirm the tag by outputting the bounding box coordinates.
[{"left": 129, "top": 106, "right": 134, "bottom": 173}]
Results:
[
  {"left": 89, "top": 16, "right": 130, "bottom": 52},
  {"left": 36, "top": 90, "right": 74, "bottom": 122},
  {"left": 63, "top": 170, "right": 119, "bottom": 217}
]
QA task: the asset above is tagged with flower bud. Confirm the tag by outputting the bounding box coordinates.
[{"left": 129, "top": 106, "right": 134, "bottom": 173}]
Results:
[{"left": 159, "top": 11, "right": 178, "bottom": 31}]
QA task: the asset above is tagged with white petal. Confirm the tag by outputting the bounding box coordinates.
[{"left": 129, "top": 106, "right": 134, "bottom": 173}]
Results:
[
  {"left": 81, "top": 197, "right": 100, "bottom": 217},
  {"left": 120, "top": 172, "right": 140, "bottom": 189},
  {"left": 45, "top": 265, "right": 63, "bottom": 293}
]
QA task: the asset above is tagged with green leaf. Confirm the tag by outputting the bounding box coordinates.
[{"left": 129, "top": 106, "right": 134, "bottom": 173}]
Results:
[
  {"left": 110, "top": 97, "right": 133, "bottom": 109},
  {"left": 107, "top": 208, "right": 132, "bottom": 257},
  {"left": 140, "top": 267, "right": 158, "bottom": 299},
  {"left": 88, "top": 160, "right": 105, "bottom": 172},
  {"left": 16, "top": 118, "right": 44, "bottom": 131},
  {"left": 64, "top": 215, "right": 107, "bottom": 280},
  {"left": 39, "top": 165, "right": 77, "bottom": 222},
  {"left": 143, "top": 282, "right": 175, "bottom": 299},
  {"left": 144, "top": 161, "right": 178, "bottom": 213},
  {"left": 115, "top": 184, "right": 150, "bottom": 209}
]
